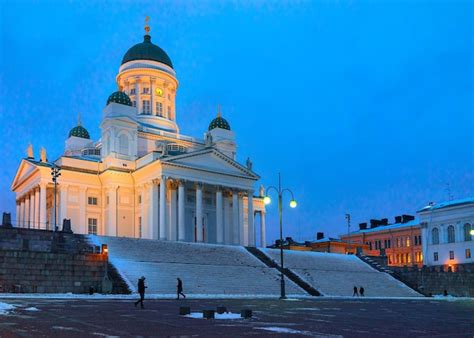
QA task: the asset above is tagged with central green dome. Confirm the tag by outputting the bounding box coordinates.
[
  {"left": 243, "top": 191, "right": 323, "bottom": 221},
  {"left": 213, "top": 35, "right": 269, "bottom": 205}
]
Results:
[
  {"left": 122, "top": 35, "right": 173, "bottom": 69},
  {"left": 107, "top": 91, "right": 132, "bottom": 106},
  {"left": 208, "top": 115, "right": 231, "bottom": 131},
  {"left": 69, "top": 125, "right": 90, "bottom": 139}
]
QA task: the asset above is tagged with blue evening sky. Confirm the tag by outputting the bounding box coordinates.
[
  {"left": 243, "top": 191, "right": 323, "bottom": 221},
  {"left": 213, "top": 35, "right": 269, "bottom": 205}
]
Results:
[{"left": 0, "top": 1, "right": 472, "bottom": 244}]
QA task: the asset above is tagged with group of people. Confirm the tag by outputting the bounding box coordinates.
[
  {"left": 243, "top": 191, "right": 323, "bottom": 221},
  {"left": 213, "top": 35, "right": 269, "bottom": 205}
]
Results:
[
  {"left": 353, "top": 286, "right": 365, "bottom": 296},
  {"left": 134, "top": 276, "right": 186, "bottom": 309}
]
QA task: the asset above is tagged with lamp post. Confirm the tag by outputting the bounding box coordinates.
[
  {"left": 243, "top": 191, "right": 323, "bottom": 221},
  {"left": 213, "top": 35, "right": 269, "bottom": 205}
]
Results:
[
  {"left": 51, "top": 166, "right": 61, "bottom": 231},
  {"left": 345, "top": 213, "right": 351, "bottom": 254},
  {"left": 263, "top": 172, "right": 297, "bottom": 300}
]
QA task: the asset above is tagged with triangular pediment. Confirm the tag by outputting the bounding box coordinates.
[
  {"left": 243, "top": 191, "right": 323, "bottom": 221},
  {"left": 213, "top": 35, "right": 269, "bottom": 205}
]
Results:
[
  {"left": 162, "top": 149, "right": 259, "bottom": 180},
  {"left": 11, "top": 159, "right": 41, "bottom": 190}
]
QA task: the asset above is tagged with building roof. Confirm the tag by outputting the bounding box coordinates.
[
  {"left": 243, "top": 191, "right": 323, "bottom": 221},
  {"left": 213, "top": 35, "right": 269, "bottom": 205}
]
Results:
[
  {"left": 417, "top": 197, "right": 474, "bottom": 213},
  {"left": 343, "top": 219, "right": 420, "bottom": 237},
  {"left": 308, "top": 237, "right": 342, "bottom": 244},
  {"left": 107, "top": 91, "right": 132, "bottom": 107},
  {"left": 208, "top": 115, "right": 231, "bottom": 131},
  {"left": 121, "top": 34, "right": 173, "bottom": 69}
]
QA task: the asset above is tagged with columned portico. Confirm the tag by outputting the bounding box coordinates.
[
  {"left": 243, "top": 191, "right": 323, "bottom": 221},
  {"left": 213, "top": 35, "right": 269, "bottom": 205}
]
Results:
[
  {"left": 34, "top": 188, "right": 40, "bottom": 229},
  {"left": 149, "top": 180, "right": 159, "bottom": 239},
  {"left": 232, "top": 191, "right": 239, "bottom": 245},
  {"left": 25, "top": 195, "right": 30, "bottom": 228},
  {"left": 16, "top": 202, "right": 20, "bottom": 227},
  {"left": 247, "top": 191, "right": 254, "bottom": 246},
  {"left": 168, "top": 180, "right": 178, "bottom": 241}
]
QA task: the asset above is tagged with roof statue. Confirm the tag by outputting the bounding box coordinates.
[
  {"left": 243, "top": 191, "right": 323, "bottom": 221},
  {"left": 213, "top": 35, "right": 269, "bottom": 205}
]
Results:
[
  {"left": 27, "top": 143, "right": 33, "bottom": 159},
  {"left": 40, "top": 147, "right": 47, "bottom": 163},
  {"left": 205, "top": 132, "right": 213, "bottom": 147},
  {"left": 259, "top": 185, "right": 265, "bottom": 197},
  {"left": 246, "top": 157, "right": 253, "bottom": 170}
]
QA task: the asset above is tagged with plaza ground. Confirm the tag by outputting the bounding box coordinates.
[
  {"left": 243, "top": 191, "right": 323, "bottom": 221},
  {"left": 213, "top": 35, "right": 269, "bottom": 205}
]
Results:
[{"left": 0, "top": 297, "right": 473, "bottom": 337}]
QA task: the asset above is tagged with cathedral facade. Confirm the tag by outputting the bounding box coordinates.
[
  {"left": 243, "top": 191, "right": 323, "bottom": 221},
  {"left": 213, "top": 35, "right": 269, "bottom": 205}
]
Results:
[{"left": 11, "top": 24, "right": 266, "bottom": 247}]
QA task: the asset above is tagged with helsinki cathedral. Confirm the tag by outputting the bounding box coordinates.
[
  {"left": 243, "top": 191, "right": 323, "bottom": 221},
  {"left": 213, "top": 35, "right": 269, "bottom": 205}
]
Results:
[{"left": 11, "top": 21, "right": 266, "bottom": 247}]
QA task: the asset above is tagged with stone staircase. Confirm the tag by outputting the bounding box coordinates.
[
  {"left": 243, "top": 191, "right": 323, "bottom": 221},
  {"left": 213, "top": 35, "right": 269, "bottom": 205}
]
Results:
[
  {"left": 246, "top": 247, "right": 321, "bottom": 296},
  {"left": 89, "top": 236, "right": 305, "bottom": 296}
]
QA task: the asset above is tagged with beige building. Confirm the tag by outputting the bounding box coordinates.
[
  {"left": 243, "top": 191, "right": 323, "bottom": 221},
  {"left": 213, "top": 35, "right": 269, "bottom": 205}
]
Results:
[{"left": 11, "top": 23, "right": 266, "bottom": 247}]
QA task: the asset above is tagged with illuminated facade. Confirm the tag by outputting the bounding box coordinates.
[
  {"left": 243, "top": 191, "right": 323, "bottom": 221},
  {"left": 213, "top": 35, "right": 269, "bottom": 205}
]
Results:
[
  {"left": 11, "top": 22, "right": 266, "bottom": 247},
  {"left": 418, "top": 198, "right": 473, "bottom": 267},
  {"left": 340, "top": 216, "right": 423, "bottom": 267}
]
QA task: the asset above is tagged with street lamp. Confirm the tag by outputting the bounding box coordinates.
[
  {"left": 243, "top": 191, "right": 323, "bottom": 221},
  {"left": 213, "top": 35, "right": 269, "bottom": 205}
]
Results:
[
  {"left": 264, "top": 172, "right": 297, "bottom": 300},
  {"left": 51, "top": 166, "right": 61, "bottom": 231},
  {"left": 470, "top": 229, "right": 474, "bottom": 236}
]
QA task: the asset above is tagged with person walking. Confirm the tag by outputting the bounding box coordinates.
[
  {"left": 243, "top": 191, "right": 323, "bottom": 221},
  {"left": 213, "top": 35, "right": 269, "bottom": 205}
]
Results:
[
  {"left": 353, "top": 286, "right": 359, "bottom": 297},
  {"left": 134, "top": 276, "right": 147, "bottom": 309},
  {"left": 177, "top": 278, "right": 186, "bottom": 299},
  {"left": 359, "top": 286, "right": 365, "bottom": 296}
]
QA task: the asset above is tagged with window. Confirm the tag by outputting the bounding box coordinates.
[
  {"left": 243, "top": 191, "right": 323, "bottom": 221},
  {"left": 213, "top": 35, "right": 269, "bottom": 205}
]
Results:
[
  {"left": 432, "top": 228, "right": 439, "bottom": 245},
  {"left": 414, "top": 236, "right": 418, "bottom": 246},
  {"left": 130, "top": 88, "right": 136, "bottom": 95},
  {"left": 119, "top": 134, "right": 129, "bottom": 155},
  {"left": 88, "top": 218, "right": 97, "bottom": 235},
  {"left": 449, "top": 251, "right": 454, "bottom": 260},
  {"left": 167, "top": 105, "right": 171, "bottom": 117},
  {"left": 138, "top": 217, "right": 142, "bottom": 238},
  {"left": 466, "top": 249, "right": 471, "bottom": 259},
  {"left": 369, "top": 242, "right": 372, "bottom": 250},
  {"left": 106, "top": 196, "right": 109, "bottom": 205},
  {"left": 88, "top": 197, "right": 97, "bottom": 205},
  {"left": 447, "top": 225, "right": 455, "bottom": 243},
  {"left": 387, "top": 239, "right": 391, "bottom": 248},
  {"left": 464, "top": 223, "right": 472, "bottom": 241},
  {"left": 375, "top": 241, "right": 378, "bottom": 250},
  {"left": 406, "top": 237, "right": 410, "bottom": 247},
  {"left": 418, "top": 236, "right": 422, "bottom": 245},
  {"left": 407, "top": 254, "right": 411, "bottom": 264},
  {"left": 143, "top": 87, "right": 150, "bottom": 94},
  {"left": 142, "top": 100, "right": 151, "bottom": 114},
  {"left": 132, "top": 100, "right": 136, "bottom": 107},
  {"left": 156, "top": 102, "right": 163, "bottom": 116},
  {"left": 138, "top": 195, "right": 142, "bottom": 204},
  {"left": 434, "top": 252, "right": 438, "bottom": 261}
]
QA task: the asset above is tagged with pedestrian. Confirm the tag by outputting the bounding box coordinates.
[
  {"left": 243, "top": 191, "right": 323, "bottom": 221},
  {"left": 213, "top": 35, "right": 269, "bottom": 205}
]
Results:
[
  {"left": 134, "top": 276, "right": 147, "bottom": 309},
  {"left": 353, "top": 286, "right": 359, "bottom": 297},
  {"left": 359, "top": 287, "right": 365, "bottom": 297},
  {"left": 177, "top": 277, "right": 186, "bottom": 299}
]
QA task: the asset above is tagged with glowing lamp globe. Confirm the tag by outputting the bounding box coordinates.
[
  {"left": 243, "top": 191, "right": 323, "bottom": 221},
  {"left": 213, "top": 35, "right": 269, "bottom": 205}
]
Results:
[
  {"left": 470, "top": 229, "right": 474, "bottom": 236},
  {"left": 263, "top": 196, "right": 271, "bottom": 205},
  {"left": 290, "top": 200, "right": 297, "bottom": 208}
]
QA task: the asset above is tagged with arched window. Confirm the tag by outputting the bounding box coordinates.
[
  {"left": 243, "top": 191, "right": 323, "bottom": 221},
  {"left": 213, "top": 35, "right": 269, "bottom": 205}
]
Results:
[
  {"left": 464, "top": 223, "right": 472, "bottom": 241},
  {"left": 432, "top": 228, "right": 439, "bottom": 245},
  {"left": 119, "top": 134, "right": 129, "bottom": 155},
  {"left": 447, "top": 225, "right": 455, "bottom": 243}
]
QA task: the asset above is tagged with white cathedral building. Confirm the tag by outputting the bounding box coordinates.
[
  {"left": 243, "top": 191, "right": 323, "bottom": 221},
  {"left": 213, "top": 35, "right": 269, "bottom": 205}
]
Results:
[{"left": 11, "top": 24, "right": 267, "bottom": 247}]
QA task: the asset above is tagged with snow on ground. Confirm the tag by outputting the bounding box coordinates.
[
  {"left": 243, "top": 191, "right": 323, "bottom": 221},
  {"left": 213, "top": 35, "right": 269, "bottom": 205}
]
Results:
[
  {"left": 0, "top": 302, "right": 15, "bottom": 315},
  {"left": 186, "top": 312, "right": 242, "bottom": 320},
  {"left": 24, "top": 307, "right": 39, "bottom": 311}
]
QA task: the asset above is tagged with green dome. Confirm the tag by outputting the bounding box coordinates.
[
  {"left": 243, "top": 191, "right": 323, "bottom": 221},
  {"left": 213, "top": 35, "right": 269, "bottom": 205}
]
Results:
[
  {"left": 107, "top": 91, "right": 132, "bottom": 106},
  {"left": 69, "top": 125, "right": 90, "bottom": 139},
  {"left": 208, "top": 115, "right": 231, "bottom": 131},
  {"left": 121, "top": 35, "right": 173, "bottom": 69}
]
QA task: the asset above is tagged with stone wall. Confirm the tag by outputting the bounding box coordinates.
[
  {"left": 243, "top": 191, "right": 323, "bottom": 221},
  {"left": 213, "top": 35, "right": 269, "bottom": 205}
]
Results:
[
  {"left": 0, "top": 227, "right": 108, "bottom": 293},
  {"left": 392, "top": 264, "right": 474, "bottom": 297}
]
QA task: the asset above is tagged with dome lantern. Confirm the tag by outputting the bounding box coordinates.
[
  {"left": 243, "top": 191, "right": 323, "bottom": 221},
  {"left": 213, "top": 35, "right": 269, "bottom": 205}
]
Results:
[
  {"left": 69, "top": 113, "right": 90, "bottom": 139},
  {"left": 208, "top": 105, "right": 231, "bottom": 131},
  {"left": 106, "top": 91, "right": 133, "bottom": 107}
]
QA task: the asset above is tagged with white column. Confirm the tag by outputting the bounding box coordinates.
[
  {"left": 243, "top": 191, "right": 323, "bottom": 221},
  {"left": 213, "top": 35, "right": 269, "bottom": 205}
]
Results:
[
  {"left": 169, "top": 183, "right": 177, "bottom": 241},
  {"left": 16, "top": 202, "right": 20, "bottom": 228},
  {"left": 232, "top": 192, "right": 239, "bottom": 245},
  {"left": 239, "top": 194, "right": 245, "bottom": 246},
  {"left": 79, "top": 187, "right": 87, "bottom": 234},
  {"left": 159, "top": 177, "right": 167, "bottom": 240},
  {"left": 25, "top": 195, "right": 31, "bottom": 228},
  {"left": 59, "top": 185, "right": 68, "bottom": 229},
  {"left": 224, "top": 193, "right": 231, "bottom": 244},
  {"left": 247, "top": 192, "right": 254, "bottom": 246},
  {"left": 178, "top": 181, "right": 185, "bottom": 241},
  {"left": 149, "top": 181, "right": 159, "bottom": 239},
  {"left": 150, "top": 77, "right": 155, "bottom": 115},
  {"left": 107, "top": 186, "right": 117, "bottom": 236},
  {"left": 29, "top": 192, "right": 35, "bottom": 229},
  {"left": 21, "top": 199, "right": 25, "bottom": 227},
  {"left": 196, "top": 183, "right": 203, "bottom": 242},
  {"left": 39, "top": 184, "right": 47, "bottom": 230},
  {"left": 136, "top": 78, "right": 142, "bottom": 114},
  {"left": 216, "top": 189, "right": 223, "bottom": 244},
  {"left": 140, "top": 185, "right": 148, "bottom": 238},
  {"left": 34, "top": 188, "right": 40, "bottom": 229},
  {"left": 260, "top": 211, "right": 266, "bottom": 248}
]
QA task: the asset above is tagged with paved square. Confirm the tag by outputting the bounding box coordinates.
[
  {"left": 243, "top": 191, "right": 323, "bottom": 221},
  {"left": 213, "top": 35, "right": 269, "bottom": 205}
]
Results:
[{"left": 0, "top": 297, "right": 472, "bottom": 337}]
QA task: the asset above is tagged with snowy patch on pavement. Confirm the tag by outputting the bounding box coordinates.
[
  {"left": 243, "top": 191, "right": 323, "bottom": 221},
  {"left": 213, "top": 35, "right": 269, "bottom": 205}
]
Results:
[
  {"left": 257, "top": 326, "right": 343, "bottom": 337},
  {"left": 24, "top": 307, "right": 39, "bottom": 311},
  {"left": 0, "top": 302, "right": 15, "bottom": 315},
  {"left": 186, "top": 312, "right": 242, "bottom": 320}
]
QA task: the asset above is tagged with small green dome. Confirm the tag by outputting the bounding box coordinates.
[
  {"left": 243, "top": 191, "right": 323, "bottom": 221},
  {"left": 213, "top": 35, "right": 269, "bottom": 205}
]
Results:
[
  {"left": 122, "top": 35, "right": 173, "bottom": 69},
  {"left": 107, "top": 91, "right": 132, "bottom": 107},
  {"left": 208, "top": 115, "right": 231, "bottom": 131},
  {"left": 69, "top": 125, "right": 90, "bottom": 139}
]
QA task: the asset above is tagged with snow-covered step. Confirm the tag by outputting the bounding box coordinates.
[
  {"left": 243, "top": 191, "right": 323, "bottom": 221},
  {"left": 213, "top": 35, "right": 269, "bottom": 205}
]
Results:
[{"left": 262, "top": 249, "right": 421, "bottom": 297}]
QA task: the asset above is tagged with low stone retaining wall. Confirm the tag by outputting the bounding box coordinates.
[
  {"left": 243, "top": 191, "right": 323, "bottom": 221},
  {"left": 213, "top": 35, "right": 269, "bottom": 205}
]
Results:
[
  {"left": 0, "top": 226, "right": 108, "bottom": 293},
  {"left": 392, "top": 264, "right": 474, "bottom": 297}
]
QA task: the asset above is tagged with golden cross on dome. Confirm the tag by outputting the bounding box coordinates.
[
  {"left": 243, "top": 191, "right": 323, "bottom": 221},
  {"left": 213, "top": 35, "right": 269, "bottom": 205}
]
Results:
[
  {"left": 217, "top": 104, "right": 222, "bottom": 118},
  {"left": 145, "top": 16, "right": 150, "bottom": 34},
  {"left": 77, "top": 112, "right": 81, "bottom": 126}
]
